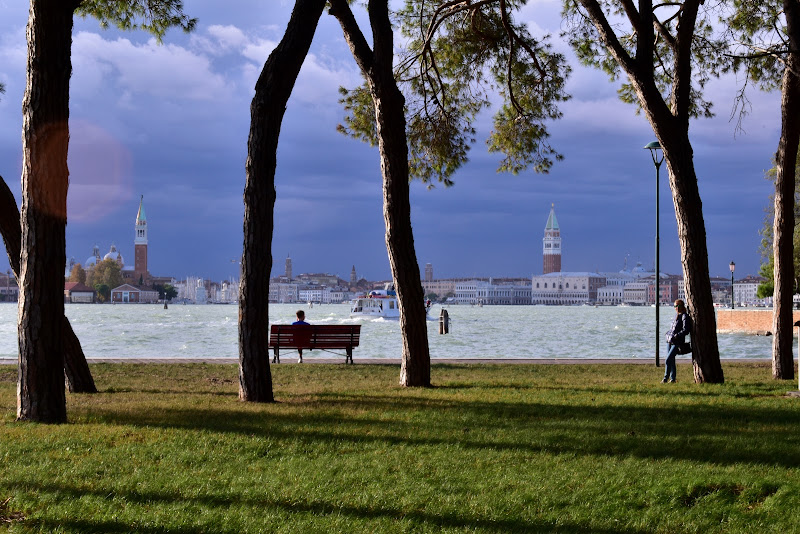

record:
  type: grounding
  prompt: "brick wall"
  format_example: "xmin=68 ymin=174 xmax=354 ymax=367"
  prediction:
xmin=716 ymin=309 xmax=800 ymax=335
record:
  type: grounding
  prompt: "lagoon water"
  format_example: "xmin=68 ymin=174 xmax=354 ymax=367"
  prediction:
xmin=0 ymin=302 xmax=776 ymax=361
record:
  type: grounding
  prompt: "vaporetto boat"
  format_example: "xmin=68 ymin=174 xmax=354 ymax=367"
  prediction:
xmin=350 ymin=287 xmax=400 ymax=319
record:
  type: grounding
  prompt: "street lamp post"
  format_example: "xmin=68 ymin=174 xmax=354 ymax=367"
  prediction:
xmin=5 ymin=270 xmax=9 ymax=303
xmin=729 ymin=261 xmax=735 ymax=309
xmin=645 ymin=141 xmax=664 ymax=367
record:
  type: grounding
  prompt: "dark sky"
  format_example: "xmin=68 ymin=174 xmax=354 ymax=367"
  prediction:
xmin=0 ymin=1 xmax=779 ymax=283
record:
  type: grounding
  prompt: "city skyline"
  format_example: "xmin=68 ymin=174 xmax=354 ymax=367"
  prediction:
xmin=0 ymin=2 xmax=778 ymax=283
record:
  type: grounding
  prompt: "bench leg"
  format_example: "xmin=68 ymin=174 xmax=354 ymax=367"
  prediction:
xmin=272 ymin=348 xmax=280 ymax=364
xmin=346 ymin=347 xmax=353 ymax=365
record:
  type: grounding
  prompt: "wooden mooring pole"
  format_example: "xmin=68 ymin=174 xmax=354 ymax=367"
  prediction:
xmin=439 ymin=309 xmax=449 ymax=335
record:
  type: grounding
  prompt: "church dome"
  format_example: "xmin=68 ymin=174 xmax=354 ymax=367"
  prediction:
xmin=85 ymin=256 xmax=97 ymax=267
xmin=103 ymin=244 xmax=124 ymax=267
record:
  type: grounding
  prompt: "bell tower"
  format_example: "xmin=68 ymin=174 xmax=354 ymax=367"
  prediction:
xmin=134 ymin=195 xmax=148 ymax=283
xmin=542 ymin=204 xmax=561 ymax=274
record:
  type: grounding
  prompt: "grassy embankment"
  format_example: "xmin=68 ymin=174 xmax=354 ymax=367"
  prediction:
xmin=1 ymin=361 xmax=799 ymax=533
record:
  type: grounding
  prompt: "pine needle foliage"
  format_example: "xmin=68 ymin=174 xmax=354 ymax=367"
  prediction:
xmin=337 ymin=1 xmax=571 ymax=185
xmin=561 ymin=0 xmax=729 ymax=119
xmin=76 ymin=0 xmax=196 ymax=42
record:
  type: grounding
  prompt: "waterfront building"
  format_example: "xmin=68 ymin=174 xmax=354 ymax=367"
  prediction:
xmin=710 ymin=277 xmax=732 ymax=306
xmin=645 ymin=274 xmax=680 ymax=305
xmin=476 ymin=279 xmax=531 ymax=305
xmin=531 ymin=272 xmax=606 ymax=305
xmin=325 ymin=286 xmax=351 ymax=304
xmin=623 ymin=281 xmax=649 ymax=305
xmin=733 ymin=275 xmax=769 ymax=307
xmin=299 ymin=285 xmax=324 ymax=304
xmin=597 ymin=271 xmax=639 ymax=305
xmin=64 ymin=282 xmax=95 ymax=303
xmin=295 ymin=273 xmax=341 ymax=286
xmin=285 ymin=255 xmax=292 ymax=280
xmin=422 ymin=279 xmax=457 ymax=299
xmin=110 ymin=283 xmax=159 ymax=303
xmin=543 ymin=204 xmax=561 ymax=275
xmin=454 ymin=280 xmax=479 ymax=304
xmin=1 ymin=272 xmax=17 ymax=302
xmin=269 ymin=282 xmax=299 ymax=303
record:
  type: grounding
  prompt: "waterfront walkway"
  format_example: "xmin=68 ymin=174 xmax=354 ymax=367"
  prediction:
xmin=0 ymin=357 xmax=771 ymax=365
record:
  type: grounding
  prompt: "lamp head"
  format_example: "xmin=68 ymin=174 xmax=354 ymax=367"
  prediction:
xmin=643 ymin=141 xmax=661 ymax=151
xmin=729 ymin=261 xmax=735 ymax=273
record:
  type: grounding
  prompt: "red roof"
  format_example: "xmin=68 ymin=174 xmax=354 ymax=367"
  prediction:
xmin=64 ymin=282 xmax=94 ymax=293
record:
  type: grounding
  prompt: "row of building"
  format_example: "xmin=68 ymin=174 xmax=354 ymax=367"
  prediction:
xmin=0 ymin=203 xmax=772 ymax=307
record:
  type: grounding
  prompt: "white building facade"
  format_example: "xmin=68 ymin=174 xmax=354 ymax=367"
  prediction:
xmin=531 ymin=273 xmax=606 ymax=305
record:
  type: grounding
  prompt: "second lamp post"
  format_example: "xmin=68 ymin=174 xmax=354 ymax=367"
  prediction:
xmin=645 ymin=141 xmax=664 ymax=367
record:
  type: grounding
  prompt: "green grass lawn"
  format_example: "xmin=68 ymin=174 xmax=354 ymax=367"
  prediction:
xmin=1 ymin=361 xmax=799 ymax=533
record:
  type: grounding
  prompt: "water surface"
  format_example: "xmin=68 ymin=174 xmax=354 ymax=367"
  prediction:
xmin=0 ymin=302 xmax=776 ymax=361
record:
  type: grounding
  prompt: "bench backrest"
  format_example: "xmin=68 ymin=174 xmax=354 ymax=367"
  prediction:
xmin=268 ymin=324 xmax=361 ymax=349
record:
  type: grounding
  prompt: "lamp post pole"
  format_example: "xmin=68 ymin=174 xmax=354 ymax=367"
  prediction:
xmin=729 ymin=261 xmax=735 ymax=309
xmin=645 ymin=142 xmax=664 ymax=367
xmin=5 ymin=270 xmax=9 ymax=302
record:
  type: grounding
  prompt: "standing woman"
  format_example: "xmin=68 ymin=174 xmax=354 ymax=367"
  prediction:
xmin=663 ymin=299 xmax=693 ymax=383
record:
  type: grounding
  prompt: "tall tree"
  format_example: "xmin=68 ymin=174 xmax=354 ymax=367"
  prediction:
xmin=238 ymin=0 xmax=327 ymax=402
xmin=563 ymin=0 xmax=725 ymax=383
xmin=332 ymin=0 xmax=568 ymax=386
xmin=18 ymin=0 xmax=193 ymax=422
xmin=725 ymin=0 xmax=800 ymax=380
xmin=754 ymin=154 xmax=800 ymax=300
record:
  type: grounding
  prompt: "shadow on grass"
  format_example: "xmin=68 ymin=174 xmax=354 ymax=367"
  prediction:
xmin=83 ymin=389 xmax=800 ymax=469
xmin=6 ymin=480 xmax=647 ymax=534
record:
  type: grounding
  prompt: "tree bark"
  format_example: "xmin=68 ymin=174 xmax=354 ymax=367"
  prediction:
xmin=18 ymin=0 xmax=79 ymax=422
xmin=331 ymin=0 xmax=431 ymax=386
xmin=0 ymin=175 xmax=96 ymax=393
xmin=771 ymin=0 xmax=800 ymax=380
xmin=658 ymin=136 xmax=724 ymax=384
xmin=239 ymin=0 xmax=326 ymax=402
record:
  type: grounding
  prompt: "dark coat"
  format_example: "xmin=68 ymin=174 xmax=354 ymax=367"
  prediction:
xmin=666 ymin=312 xmax=692 ymax=345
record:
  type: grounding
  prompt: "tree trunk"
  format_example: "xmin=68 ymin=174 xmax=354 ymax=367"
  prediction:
xmin=659 ymin=135 xmax=724 ymax=384
xmin=330 ymin=0 xmax=432 ymax=387
xmin=368 ymin=1 xmax=431 ymax=387
xmin=371 ymin=76 xmax=431 ymax=387
xmin=18 ymin=0 xmax=77 ymax=422
xmin=238 ymin=0 xmax=326 ymax=402
xmin=771 ymin=0 xmax=800 ymax=380
xmin=0 ymin=176 xmax=97 ymax=394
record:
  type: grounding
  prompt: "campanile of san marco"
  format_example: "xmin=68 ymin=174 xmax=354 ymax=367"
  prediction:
xmin=542 ymin=204 xmax=561 ymax=274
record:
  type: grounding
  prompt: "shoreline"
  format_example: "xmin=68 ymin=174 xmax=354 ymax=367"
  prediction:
xmin=0 ymin=357 xmax=773 ymax=365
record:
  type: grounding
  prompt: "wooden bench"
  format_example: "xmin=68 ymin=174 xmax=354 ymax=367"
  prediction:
xmin=268 ymin=324 xmax=361 ymax=364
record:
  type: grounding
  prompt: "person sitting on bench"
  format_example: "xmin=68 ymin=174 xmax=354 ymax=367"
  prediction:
xmin=292 ymin=310 xmax=310 ymax=363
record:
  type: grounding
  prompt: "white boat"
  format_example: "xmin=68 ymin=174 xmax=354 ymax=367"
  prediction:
xmin=350 ymin=287 xmax=400 ymax=319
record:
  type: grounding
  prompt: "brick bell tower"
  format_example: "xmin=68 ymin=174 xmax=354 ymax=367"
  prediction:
xmin=134 ymin=195 xmax=149 ymax=284
xmin=542 ymin=204 xmax=561 ymax=274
